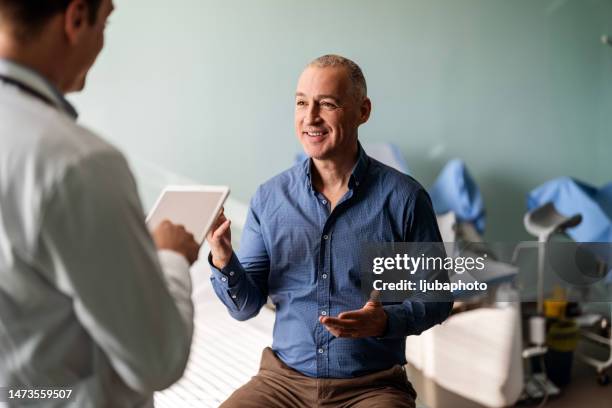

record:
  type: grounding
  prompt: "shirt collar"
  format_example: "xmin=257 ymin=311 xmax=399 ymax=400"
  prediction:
xmin=349 ymin=141 xmax=369 ymax=189
xmin=302 ymin=142 xmax=370 ymax=191
xmin=0 ymin=59 xmax=78 ymax=119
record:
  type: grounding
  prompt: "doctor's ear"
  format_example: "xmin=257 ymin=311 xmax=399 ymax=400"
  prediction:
xmin=64 ymin=0 xmax=90 ymax=44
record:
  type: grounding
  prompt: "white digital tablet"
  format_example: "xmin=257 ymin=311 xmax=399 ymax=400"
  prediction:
xmin=146 ymin=185 xmax=230 ymax=244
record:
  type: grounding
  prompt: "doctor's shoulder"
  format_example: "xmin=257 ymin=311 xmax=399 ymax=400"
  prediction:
xmin=34 ymin=119 xmax=134 ymax=194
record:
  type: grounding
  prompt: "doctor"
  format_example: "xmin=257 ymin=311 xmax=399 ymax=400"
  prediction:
xmin=0 ymin=1 xmax=199 ymax=406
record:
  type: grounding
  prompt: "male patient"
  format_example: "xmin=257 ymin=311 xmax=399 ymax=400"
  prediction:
xmin=207 ymin=55 xmax=452 ymax=407
xmin=0 ymin=1 xmax=199 ymax=406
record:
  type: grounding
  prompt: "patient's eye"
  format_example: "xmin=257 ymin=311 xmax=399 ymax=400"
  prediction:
xmin=321 ymin=101 xmax=338 ymax=109
xmin=296 ymin=100 xmax=307 ymax=107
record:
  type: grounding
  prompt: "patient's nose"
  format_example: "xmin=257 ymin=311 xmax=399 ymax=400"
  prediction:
xmin=305 ymin=104 xmax=321 ymax=125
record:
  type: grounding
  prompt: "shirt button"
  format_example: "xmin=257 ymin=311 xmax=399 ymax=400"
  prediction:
xmin=322 ymin=273 xmax=328 ymax=279
xmin=323 ymin=234 xmax=329 ymax=240
xmin=229 ymin=271 xmax=235 ymax=277
xmin=322 ymin=199 xmax=327 ymax=205
xmin=221 ymin=277 xmax=227 ymax=282
xmin=318 ymin=348 xmax=324 ymax=354
xmin=231 ymin=295 xmax=237 ymax=299
xmin=321 ymin=310 xmax=327 ymax=316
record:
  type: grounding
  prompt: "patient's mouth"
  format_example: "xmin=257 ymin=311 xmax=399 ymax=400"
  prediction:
xmin=304 ymin=130 xmax=328 ymax=141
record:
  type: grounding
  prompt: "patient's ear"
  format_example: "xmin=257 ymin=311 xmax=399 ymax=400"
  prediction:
xmin=359 ymin=97 xmax=372 ymax=125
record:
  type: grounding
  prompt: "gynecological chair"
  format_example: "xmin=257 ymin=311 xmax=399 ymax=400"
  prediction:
xmin=528 ymin=179 xmax=612 ymax=386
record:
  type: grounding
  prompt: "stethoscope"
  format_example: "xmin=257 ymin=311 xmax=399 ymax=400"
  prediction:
xmin=0 ymin=74 xmax=55 ymax=107
xmin=0 ymin=73 xmax=77 ymax=119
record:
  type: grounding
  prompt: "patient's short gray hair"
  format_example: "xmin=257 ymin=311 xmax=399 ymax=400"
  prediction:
xmin=308 ymin=54 xmax=367 ymax=102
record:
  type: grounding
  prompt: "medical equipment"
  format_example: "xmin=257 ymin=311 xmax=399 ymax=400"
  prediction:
xmin=523 ymin=203 xmax=582 ymax=316
xmin=524 ymin=202 xmax=612 ymax=385
xmin=515 ymin=203 xmax=585 ymax=402
xmin=527 ymin=177 xmax=612 ymax=247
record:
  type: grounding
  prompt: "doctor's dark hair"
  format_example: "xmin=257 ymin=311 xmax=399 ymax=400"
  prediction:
xmin=0 ymin=0 xmax=102 ymax=40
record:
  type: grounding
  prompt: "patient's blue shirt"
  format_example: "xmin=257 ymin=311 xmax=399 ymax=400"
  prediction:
xmin=209 ymin=144 xmax=452 ymax=378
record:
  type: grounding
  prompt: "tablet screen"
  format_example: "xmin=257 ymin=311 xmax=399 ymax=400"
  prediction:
xmin=146 ymin=186 xmax=229 ymax=244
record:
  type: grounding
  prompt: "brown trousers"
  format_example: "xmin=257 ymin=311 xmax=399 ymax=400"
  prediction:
xmin=220 ymin=348 xmax=417 ymax=408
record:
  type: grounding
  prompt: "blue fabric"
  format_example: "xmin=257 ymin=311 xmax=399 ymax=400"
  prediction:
xmin=527 ymin=177 xmax=612 ymax=283
xmin=429 ymin=159 xmax=486 ymax=233
xmin=527 ymin=177 xmax=612 ymax=243
xmin=210 ymin=144 xmax=452 ymax=378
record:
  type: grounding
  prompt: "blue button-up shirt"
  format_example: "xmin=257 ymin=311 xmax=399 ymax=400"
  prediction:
xmin=210 ymin=144 xmax=452 ymax=378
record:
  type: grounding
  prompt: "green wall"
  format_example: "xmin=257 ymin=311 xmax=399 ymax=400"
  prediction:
xmin=70 ymin=0 xmax=612 ymax=240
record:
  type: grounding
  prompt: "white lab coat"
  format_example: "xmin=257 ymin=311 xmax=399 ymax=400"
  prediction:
xmin=0 ymin=59 xmax=193 ymax=407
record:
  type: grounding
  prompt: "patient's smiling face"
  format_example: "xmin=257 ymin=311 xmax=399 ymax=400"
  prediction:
xmin=295 ymin=66 xmax=370 ymax=161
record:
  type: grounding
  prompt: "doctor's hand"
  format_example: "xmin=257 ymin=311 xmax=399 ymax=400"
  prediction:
xmin=320 ymin=300 xmax=388 ymax=338
xmin=153 ymin=220 xmax=200 ymax=265
xmin=206 ymin=208 xmax=233 ymax=269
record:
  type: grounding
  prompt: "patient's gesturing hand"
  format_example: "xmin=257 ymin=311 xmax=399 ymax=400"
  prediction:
xmin=206 ymin=208 xmax=233 ymax=269
xmin=320 ymin=301 xmax=388 ymax=338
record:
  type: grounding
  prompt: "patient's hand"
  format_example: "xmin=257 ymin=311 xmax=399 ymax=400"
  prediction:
xmin=153 ymin=220 xmax=201 ymax=265
xmin=320 ymin=301 xmax=388 ymax=338
xmin=207 ymin=208 xmax=233 ymax=269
